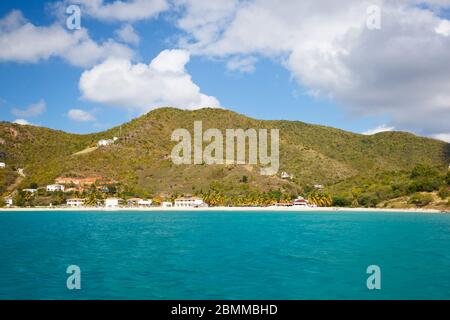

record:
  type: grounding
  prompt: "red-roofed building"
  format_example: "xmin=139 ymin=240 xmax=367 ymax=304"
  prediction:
xmin=292 ymin=198 xmax=309 ymax=207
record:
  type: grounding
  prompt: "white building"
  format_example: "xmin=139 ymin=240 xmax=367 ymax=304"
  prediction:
xmin=138 ymin=199 xmax=152 ymax=207
xmin=281 ymin=171 xmax=292 ymax=180
xmin=161 ymin=201 xmax=173 ymax=207
xmin=46 ymin=184 xmax=65 ymax=192
xmin=0 ymin=162 xmax=5 ymax=169
xmin=22 ymin=189 xmax=38 ymax=193
xmin=127 ymin=198 xmax=142 ymax=206
xmin=5 ymin=198 xmax=13 ymax=207
xmin=174 ymin=197 xmax=205 ymax=208
xmin=105 ymin=198 xmax=122 ymax=208
xmin=97 ymin=137 xmax=119 ymax=147
xmin=67 ymin=199 xmax=85 ymax=207
xmin=292 ymin=197 xmax=309 ymax=207
xmin=98 ymin=139 xmax=112 ymax=147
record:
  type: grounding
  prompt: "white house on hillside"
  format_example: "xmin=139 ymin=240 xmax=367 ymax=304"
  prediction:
xmin=0 ymin=162 xmax=5 ymax=169
xmin=23 ymin=189 xmax=38 ymax=193
xmin=47 ymin=184 xmax=65 ymax=192
xmin=281 ymin=171 xmax=292 ymax=180
xmin=98 ymin=137 xmax=119 ymax=147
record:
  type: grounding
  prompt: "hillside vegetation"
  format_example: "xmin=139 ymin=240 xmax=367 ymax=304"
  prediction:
xmin=1 ymin=107 xmax=449 ymax=208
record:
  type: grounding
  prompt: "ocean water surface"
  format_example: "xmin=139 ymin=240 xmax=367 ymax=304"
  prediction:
xmin=0 ymin=211 xmax=449 ymax=299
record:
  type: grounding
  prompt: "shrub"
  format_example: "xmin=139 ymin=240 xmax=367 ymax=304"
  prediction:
xmin=408 ymin=193 xmax=433 ymax=207
xmin=410 ymin=164 xmax=438 ymax=179
xmin=357 ymin=194 xmax=380 ymax=207
xmin=408 ymin=179 xmax=440 ymax=193
xmin=438 ymin=187 xmax=450 ymax=200
xmin=332 ymin=196 xmax=352 ymax=207
xmin=29 ymin=182 xmax=38 ymax=189
xmin=408 ymin=164 xmax=442 ymax=193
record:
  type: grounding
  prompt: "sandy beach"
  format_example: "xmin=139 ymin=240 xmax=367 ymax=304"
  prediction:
xmin=0 ymin=206 xmax=447 ymax=213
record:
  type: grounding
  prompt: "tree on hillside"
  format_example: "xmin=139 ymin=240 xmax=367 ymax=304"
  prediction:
xmin=410 ymin=164 xmax=438 ymax=179
xmin=408 ymin=164 xmax=442 ymax=193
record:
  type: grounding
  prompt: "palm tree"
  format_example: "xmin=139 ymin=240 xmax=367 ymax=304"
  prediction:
xmin=308 ymin=191 xmax=332 ymax=207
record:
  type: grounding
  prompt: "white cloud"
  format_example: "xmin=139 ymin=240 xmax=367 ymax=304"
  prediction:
xmin=174 ymin=0 xmax=450 ymax=139
xmin=79 ymin=49 xmax=221 ymax=112
xmin=115 ymin=24 xmax=140 ymax=45
xmin=435 ymin=20 xmax=450 ymax=36
xmin=0 ymin=10 xmax=133 ymax=67
xmin=175 ymin=0 xmax=240 ymax=46
xmin=431 ymin=133 xmax=450 ymax=143
xmin=64 ymin=0 xmax=169 ymax=22
xmin=11 ymin=99 xmax=46 ymax=118
xmin=68 ymin=109 xmax=96 ymax=122
xmin=363 ymin=124 xmax=395 ymax=135
xmin=226 ymin=56 xmax=257 ymax=73
xmin=13 ymin=119 xmax=32 ymax=125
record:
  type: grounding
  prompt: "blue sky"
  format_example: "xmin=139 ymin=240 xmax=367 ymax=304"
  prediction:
xmin=0 ymin=0 xmax=449 ymax=141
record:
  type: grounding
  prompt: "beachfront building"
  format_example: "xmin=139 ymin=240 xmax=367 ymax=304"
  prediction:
xmin=138 ymin=199 xmax=152 ymax=207
xmin=0 ymin=162 xmax=5 ymax=169
xmin=161 ymin=201 xmax=173 ymax=207
xmin=292 ymin=197 xmax=309 ymax=207
xmin=105 ymin=198 xmax=122 ymax=208
xmin=127 ymin=198 xmax=142 ymax=206
xmin=67 ymin=199 xmax=85 ymax=207
xmin=46 ymin=184 xmax=65 ymax=192
xmin=5 ymin=198 xmax=13 ymax=207
xmin=174 ymin=197 xmax=206 ymax=208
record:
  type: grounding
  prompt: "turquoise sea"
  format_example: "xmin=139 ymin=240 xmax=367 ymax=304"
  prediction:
xmin=0 ymin=211 xmax=449 ymax=300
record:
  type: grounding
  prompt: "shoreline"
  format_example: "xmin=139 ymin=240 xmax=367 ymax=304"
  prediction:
xmin=0 ymin=206 xmax=447 ymax=213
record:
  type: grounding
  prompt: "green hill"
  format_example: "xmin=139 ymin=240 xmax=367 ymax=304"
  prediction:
xmin=1 ymin=107 xmax=449 ymax=206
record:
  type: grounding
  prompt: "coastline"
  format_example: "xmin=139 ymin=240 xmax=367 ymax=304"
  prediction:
xmin=0 ymin=206 xmax=447 ymax=213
